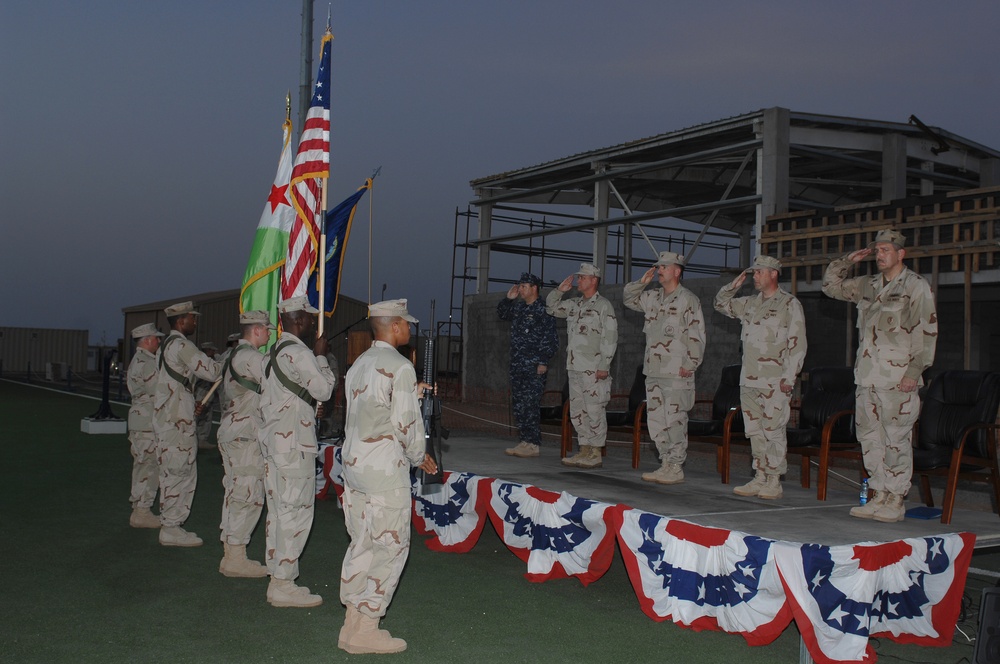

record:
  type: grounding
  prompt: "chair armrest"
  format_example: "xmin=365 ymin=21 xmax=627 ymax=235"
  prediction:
xmin=955 ymin=422 xmax=1000 ymax=453
xmin=820 ymin=409 xmax=855 ymax=444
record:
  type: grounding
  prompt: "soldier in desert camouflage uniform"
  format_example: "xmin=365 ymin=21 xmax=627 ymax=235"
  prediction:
xmin=338 ymin=299 xmax=438 ymax=655
xmin=126 ymin=323 xmax=165 ymax=529
xmin=497 ymin=272 xmax=559 ymax=458
xmin=194 ymin=341 xmax=220 ymax=450
xmin=216 ymin=310 xmax=275 ymax=579
xmin=258 ymin=296 xmax=336 ymax=607
xmin=715 ymin=256 xmax=807 ymax=500
xmin=547 ymin=262 xmax=618 ymax=469
xmin=623 ymin=251 xmax=705 ymax=485
xmin=822 ymin=229 xmax=937 ymax=523
xmin=153 ymin=301 xmax=221 ymax=546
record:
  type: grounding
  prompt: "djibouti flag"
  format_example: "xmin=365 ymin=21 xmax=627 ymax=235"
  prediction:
xmin=240 ymin=117 xmax=295 ymax=349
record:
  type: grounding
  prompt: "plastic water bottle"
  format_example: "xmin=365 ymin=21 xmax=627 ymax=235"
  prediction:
xmin=859 ymin=478 xmax=869 ymax=506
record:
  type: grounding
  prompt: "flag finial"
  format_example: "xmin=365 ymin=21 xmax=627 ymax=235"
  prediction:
xmin=285 ymin=91 xmax=291 ymax=122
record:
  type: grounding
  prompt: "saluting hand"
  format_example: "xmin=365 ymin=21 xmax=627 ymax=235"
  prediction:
xmin=557 ymin=275 xmax=574 ymax=292
xmin=730 ymin=271 xmax=748 ymax=289
xmin=848 ymin=248 xmax=872 ymax=263
xmin=640 ymin=267 xmax=656 ymax=285
xmin=506 ymin=285 xmax=519 ymax=299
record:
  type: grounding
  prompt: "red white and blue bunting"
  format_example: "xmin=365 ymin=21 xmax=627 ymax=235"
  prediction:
xmin=317 ymin=453 xmax=974 ymax=664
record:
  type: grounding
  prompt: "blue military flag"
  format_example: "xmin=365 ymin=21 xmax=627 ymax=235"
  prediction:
xmin=306 ymin=178 xmax=372 ymax=316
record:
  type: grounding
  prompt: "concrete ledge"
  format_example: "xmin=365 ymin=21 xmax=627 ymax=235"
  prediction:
xmin=80 ymin=418 xmax=127 ymax=435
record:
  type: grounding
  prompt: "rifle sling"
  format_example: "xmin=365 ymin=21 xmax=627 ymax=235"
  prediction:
xmin=158 ymin=335 xmax=194 ymax=392
xmin=223 ymin=345 xmax=262 ymax=395
xmin=265 ymin=341 xmax=317 ymax=408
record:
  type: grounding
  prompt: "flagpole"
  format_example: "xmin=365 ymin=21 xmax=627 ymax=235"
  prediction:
xmin=368 ymin=178 xmax=373 ymax=306
xmin=317 ymin=26 xmax=332 ymax=338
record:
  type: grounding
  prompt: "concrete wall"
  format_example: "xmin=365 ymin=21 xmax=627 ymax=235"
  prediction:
xmin=0 ymin=326 xmax=89 ymax=374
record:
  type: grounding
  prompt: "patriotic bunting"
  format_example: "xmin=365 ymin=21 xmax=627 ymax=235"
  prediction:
xmin=320 ymin=461 xmax=973 ymax=662
xmin=774 ymin=533 xmax=975 ymax=664
xmin=486 ymin=480 xmax=625 ymax=586
xmin=411 ymin=472 xmax=491 ymax=553
xmin=617 ymin=509 xmax=791 ymax=644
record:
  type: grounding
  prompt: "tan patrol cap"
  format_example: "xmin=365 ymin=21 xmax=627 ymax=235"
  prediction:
xmin=239 ymin=310 xmax=276 ymax=329
xmin=745 ymin=255 xmax=782 ymax=273
xmin=227 ymin=332 xmax=242 ymax=342
xmin=131 ymin=323 xmax=164 ymax=339
xmin=869 ymin=229 xmax=905 ymax=249
xmin=576 ymin=262 xmax=601 ymax=278
xmin=369 ymin=298 xmax=418 ymax=323
xmin=164 ymin=301 xmax=200 ymax=317
xmin=654 ymin=251 xmax=685 ymax=267
xmin=277 ymin=295 xmax=319 ymax=314
xmin=199 ymin=341 xmax=218 ymax=352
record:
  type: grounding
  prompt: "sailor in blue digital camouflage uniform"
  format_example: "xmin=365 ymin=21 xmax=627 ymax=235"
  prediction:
xmin=497 ymin=272 xmax=559 ymax=458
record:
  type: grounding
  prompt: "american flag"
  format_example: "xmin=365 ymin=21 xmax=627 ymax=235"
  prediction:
xmin=282 ymin=32 xmax=333 ymax=299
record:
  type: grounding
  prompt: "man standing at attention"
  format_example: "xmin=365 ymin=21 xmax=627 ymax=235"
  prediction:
xmin=822 ymin=229 xmax=937 ymax=523
xmin=153 ymin=301 xmax=220 ymax=546
xmin=126 ymin=323 xmax=165 ymax=529
xmin=715 ymin=256 xmax=806 ymax=500
xmin=497 ymin=272 xmax=559 ymax=458
xmin=623 ymin=251 xmax=705 ymax=485
xmin=259 ymin=296 xmax=336 ymax=607
xmin=546 ymin=263 xmax=618 ymax=469
xmin=216 ymin=310 xmax=274 ymax=579
xmin=338 ymin=299 xmax=438 ymax=655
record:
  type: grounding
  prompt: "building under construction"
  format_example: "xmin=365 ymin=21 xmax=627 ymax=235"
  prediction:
xmin=454 ymin=107 xmax=1000 ymax=401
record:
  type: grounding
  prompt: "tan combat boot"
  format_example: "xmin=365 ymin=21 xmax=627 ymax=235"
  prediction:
xmin=129 ymin=506 xmax=160 ymax=529
xmin=642 ymin=460 xmax=684 ymax=485
xmin=338 ymin=605 xmax=362 ymax=650
xmin=575 ymin=445 xmax=603 ymax=469
xmin=220 ymin=543 xmax=268 ymax=578
xmin=873 ymin=493 xmax=906 ymax=523
xmin=267 ymin=578 xmax=323 ymax=608
xmin=757 ymin=474 xmax=783 ymax=500
xmin=733 ymin=470 xmax=766 ymax=497
xmin=344 ymin=613 xmax=407 ymax=654
xmin=505 ymin=441 xmax=540 ymax=457
xmin=849 ymin=490 xmax=886 ymax=519
xmin=561 ymin=446 xmax=590 ymax=467
xmin=159 ymin=526 xmax=203 ymax=547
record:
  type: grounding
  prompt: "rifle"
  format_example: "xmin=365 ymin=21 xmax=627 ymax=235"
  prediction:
xmin=418 ymin=331 xmax=446 ymax=486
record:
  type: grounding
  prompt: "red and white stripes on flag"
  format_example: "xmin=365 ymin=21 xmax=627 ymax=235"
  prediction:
xmin=282 ymin=32 xmax=332 ymax=299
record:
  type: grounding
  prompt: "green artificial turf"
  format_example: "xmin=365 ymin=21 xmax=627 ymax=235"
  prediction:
xmin=0 ymin=380 xmax=987 ymax=663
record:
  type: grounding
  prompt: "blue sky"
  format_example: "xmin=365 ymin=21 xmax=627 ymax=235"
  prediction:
xmin=2 ymin=1 xmax=998 ymax=342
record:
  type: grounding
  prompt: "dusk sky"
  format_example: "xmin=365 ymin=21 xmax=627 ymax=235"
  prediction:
xmin=3 ymin=1 xmax=999 ymax=343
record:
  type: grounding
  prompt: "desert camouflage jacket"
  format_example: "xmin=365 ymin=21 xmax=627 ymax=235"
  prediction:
xmin=218 ymin=340 xmax=265 ymax=444
xmin=546 ymin=289 xmax=618 ymax=373
xmin=153 ymin=330 xmax=220 ymax=432
xmin=623 ymin=280 xmax=705 ymax=386
xmin=126 ymin=347 xmax=157 ymax=434
xmin=259 ymin=332 xmax=335 ymax=455
xmin=822 ymin=256 xmax=938 ymax=388
xmin=714 ymin=284 xmax=807 ymax=388
xmin=342 ymin=340 xmax=426 ymax=493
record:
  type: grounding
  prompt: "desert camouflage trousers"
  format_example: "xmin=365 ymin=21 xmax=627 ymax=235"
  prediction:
xmin=340 ymin=485 xmax=411 ymax=619
xmin=568 ymin=370 xmax=611 ymax=449
xmin=218 ymin=436 xmax=265 ymax=545
xmin=195 ymin=404 xmax=215 ymax=448
xmin=740 ymin=385 xmax=791 ymax=476
xmin=645 ymin=379 xmax=694 ymax=464
xmin=128 ymin=431 xmax=159 ymax=509
xmin=855 ymin=386 xmax=919 ymax=496
xmin=263 ymin=450 xmax=317 ymax=580
xmin=155 ymin=428 xmax=198 ymax=527
xmin=511 ymin=370 xmax=546 ymax=445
